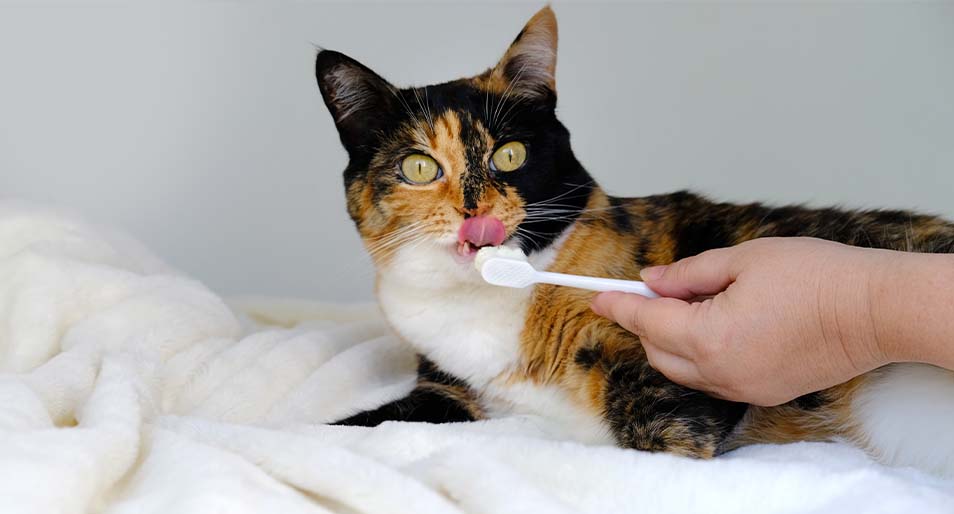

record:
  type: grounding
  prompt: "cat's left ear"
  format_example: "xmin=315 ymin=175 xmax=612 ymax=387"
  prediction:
xmin=316 ymin=50 xmax=396 ymax=152
xmin=488 ymin=6 xmax=559 ymax=101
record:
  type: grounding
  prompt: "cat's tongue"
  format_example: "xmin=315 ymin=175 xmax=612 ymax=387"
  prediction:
xmin=458 ymin=216 xmax=506 ymax=253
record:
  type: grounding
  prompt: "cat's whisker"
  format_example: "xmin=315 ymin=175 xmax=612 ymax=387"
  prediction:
xmin=365 ymin=228 xmax=429 ymax=258
xmin=484 ymin=81 xmax=491 ymax=125
xmin=389 ymin=88 xmax=417 ymax=121
xmin=365 ymin=223 xmax=431 ymax=249
xmin=524 ymin=201 xmax=591 ymax=211
xmin=389 ymin=88 xmax=432 ymax=138
xmin=521 ymin=218 xmax=579 ymax=226
xmin=491 ymin=62 xmax=530 ymax=130
xmin=561 ymin=180 xmax=597 ymax=189
xmin=367 ymin=233 xmax=431 ymax=263
xmin=521 ymin=207 xmax=620 ymax=225
xmin=522 ymin=211 xmax=584 ymax=217
xmin=367 ymin=220 xmax=427 ymax=237
xmin=523 ymin=206 xmax=613 ymax=215
xmin=522 ymin=215 xmax=577 ymax=220
xmin=529 ymin=190 xmax=595 ymax=207
xmin=496 ymin=95 xmax=529 ymax=129
xmin=523 ymin=200 xmax=591 ymax=213
xmin=426 ymin=87 xmax=436 ymax=131
xmin=524 ymin=199 xmax=600 ymax=210
xmin=402 ymin=233 xmax=436 ymax=256
xmin=365 ymin=222 xmax=426 ymax=242
xmin=348 ymin=226 xmax=431 ymax=276
xmin=366 ymin=233 xmax=425 ymax=252
xmin=523 ymin=207 xmax=590 ymax=214
xmin=413 ymin=87 xmax=435 ymax=131
xmin=515 ymin=226 xmax=564 ymax=237
xmin=524 ymin=205 xmax=624 ymax=216
xmin=523 ymin=181 xmax=596 ymax=207
xmin=367 ymin=231 xmax=424 ymax=253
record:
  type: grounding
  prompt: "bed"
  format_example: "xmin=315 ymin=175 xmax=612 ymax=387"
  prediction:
xmin=1 ymin=201 xmax=951 ymax=513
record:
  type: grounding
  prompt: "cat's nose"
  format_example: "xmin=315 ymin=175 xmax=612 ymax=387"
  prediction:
xmin=460 ymin=204 xmax=491 ymax=219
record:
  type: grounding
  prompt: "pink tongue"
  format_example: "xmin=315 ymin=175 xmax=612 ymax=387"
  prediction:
xmin=458 ymin=216 xmax=506 ymax=247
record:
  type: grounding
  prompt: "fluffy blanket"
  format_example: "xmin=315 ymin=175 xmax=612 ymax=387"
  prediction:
xmin=1 ymin=200 xmax=952 ymax=514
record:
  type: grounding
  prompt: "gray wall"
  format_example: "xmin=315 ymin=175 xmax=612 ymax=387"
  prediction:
xmin=2 ymin=2 xmax=953 ymax=301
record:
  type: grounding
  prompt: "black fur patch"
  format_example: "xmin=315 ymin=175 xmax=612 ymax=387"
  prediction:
xmin=332 ymin=356 xmax=478 ymax=426
xmin=574 ymin=344 xmax=604 ymax=370
xmin=792 ymin=391 xmax=829 ymax=411
xmin=417 ymin=355 xmax=466 ymax=387
xmin=602 ymin=355 xmax=748 ymax=457
xmin=675 ymin=218 xmax=734 ymax=260
xmin=607 ymin=196 xmax=633 ymax=232
xmin=333 ymin=387 xmax=476 ymax=426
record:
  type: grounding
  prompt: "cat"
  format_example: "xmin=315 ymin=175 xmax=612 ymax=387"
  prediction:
xmin=315 ymin=6 xmax=954 ymax=476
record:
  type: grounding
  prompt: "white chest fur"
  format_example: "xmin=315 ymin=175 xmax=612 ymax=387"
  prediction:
xmin=378 ymin=267 xmax=531 ymax=386
xmin=376 ymin=240 xmax=613 ymax=445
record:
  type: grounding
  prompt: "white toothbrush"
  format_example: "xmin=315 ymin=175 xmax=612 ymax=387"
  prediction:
xmin=474 ymin=247 xmax=660 ymax=298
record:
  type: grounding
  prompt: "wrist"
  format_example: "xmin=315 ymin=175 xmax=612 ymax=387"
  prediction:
xmin=863 ymin=249 xmax=907 ymax=365
xmin=824 ymin=246 xmax=898 ymax=372
xmin=871 ymin=251 xmax=954 ymax=369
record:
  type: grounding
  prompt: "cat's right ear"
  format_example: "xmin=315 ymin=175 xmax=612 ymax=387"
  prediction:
xmin=316 ymin=50 xmax=395 ymax=151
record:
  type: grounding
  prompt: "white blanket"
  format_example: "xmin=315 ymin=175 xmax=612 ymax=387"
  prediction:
xmin=1 ymin=200 xmax=952 ymax=514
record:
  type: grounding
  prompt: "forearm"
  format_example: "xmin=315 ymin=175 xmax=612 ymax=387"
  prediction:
xmin=870 ymin=251 xmax=954 ymax=371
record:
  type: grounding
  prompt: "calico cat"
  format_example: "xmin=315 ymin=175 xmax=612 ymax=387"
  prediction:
xmin=315 ymin=7 xmax=954 ymax=475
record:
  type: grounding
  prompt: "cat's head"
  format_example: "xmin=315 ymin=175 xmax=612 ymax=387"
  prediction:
xmin=316 ymin=7 xmax=593 ymax=284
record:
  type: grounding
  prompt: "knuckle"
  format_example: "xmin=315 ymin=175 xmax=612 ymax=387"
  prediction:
xmin=627 ymin=309 xmax=644 ymax=336
xmin=694 ymin=330 xmax=730 ymax=363
xmin=643 ymin=346 xmax=664 ymax=369
xmin=672 ymin=257 xmax=695 ymax=281
xmin=694 ymin=340 xmax=721 ymax=362
xmin=718 ymin=380 xmax=745 ymax=400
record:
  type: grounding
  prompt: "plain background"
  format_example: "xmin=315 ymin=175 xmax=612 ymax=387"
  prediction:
xmin=2 ymin=1 xmax=953 ymax=301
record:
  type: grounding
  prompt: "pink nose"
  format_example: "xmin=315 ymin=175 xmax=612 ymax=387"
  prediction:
xmin=458 ymin=215 xmax=506 ymax=247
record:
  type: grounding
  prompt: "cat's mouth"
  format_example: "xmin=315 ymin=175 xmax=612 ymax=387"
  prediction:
xmin=455 ymin=216 xmax=507 ymax=261
xmin=456 ymin=240 xmax=486 ymax=258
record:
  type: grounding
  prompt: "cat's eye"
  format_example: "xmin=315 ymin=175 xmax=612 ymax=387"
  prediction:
xmin=490 ymin=141 xmax=527 ymax=173
xmin=400 ymin=154 xmax=441 ymax=184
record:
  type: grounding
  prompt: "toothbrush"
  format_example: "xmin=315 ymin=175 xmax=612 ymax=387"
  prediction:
xmin=474 ymin=247 xmax=660 ymax=298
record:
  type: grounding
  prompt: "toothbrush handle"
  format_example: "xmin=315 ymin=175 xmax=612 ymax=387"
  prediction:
xmin=535 ymin=271 xmax=660 ymax=298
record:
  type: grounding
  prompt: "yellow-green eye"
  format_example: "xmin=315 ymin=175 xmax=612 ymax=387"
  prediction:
xmin=400 ymin=154 xmax=441 ymax=184
xmin=491 ymin=141 xmax=527 ymax=172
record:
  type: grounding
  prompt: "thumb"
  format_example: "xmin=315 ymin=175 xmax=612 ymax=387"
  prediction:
xmin=641 ymin=247 xmax=739 ymax=300
xmin=591 ymin=292 xmax=700 ymax=357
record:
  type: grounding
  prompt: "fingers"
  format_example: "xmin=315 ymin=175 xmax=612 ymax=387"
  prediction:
xmin=591 ymin=292 xmax=699 ymax=359
xmin=640 ymin=247 xmax=739 ymax=300
xmin=640 ymin=345 xmax=707 ymax=390
xmin=591 ymin=292 xmax=714 ymax=390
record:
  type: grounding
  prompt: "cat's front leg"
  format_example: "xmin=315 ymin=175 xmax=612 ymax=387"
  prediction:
xmin=603 ymin=357 xmax=747 ymax=457
xmin=575 ymin=334 xmax=748 ymax=458
xmin=333 ymin=355 xmax=482 ymax=426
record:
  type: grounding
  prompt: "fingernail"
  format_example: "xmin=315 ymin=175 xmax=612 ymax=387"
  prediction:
xmin=640 ymin=265 xmax=667 ymax=281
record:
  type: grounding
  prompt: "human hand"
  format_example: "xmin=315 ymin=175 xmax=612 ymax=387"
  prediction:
xmin=591 ymin=237 xmax=898 ymax=406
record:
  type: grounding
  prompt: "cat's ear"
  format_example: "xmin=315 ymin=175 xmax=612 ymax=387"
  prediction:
xmin=488 ymin=6 xmax=559 ymax=101
xmin=316 ymin=50 xmax=395 ymax=151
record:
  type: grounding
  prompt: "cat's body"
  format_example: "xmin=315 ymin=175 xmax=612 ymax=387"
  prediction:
xmin=316 ymin=7 xmax=954 ymax=476
xmin=373 ymin=189 xmax=954 ymax=469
